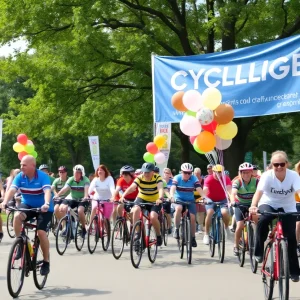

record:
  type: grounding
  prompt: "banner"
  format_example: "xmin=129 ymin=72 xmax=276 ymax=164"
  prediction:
xmin=0 ymin=119 xmax=2 ymax=152
xmin=155 ymin=122 xmax=172 ymax=173
xmin=88 ymin=136 xmax=100 ymax=171
xmin=152 ymin=35 xmax=300 ymax=123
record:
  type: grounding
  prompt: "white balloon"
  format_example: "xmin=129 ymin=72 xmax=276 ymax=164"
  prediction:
xmin=215 ymin=136 xmax=232 ymax=150
xmin=202 ymin=87 xmax=222 ymax=110
xmin=179 ymin=115 xmax=202 ymax=136
xmin=196 ymin=107 xmax=214 ymax=125
xmin=154 ymin=152 xmax=166 ymax=164
xmin=182 ymin=90 xmax=203 ymax=112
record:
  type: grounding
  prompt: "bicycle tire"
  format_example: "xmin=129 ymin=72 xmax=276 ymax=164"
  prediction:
xmin=130 ymin=220 xmax=143 ymax=268
xmin=87 ymin=216 xmax=99 ymax=254
xmin=75 ymin=221 xmax=85 ymax=251
xmin=160 ymin=213 xmax=165 ymax=246
xmin=248 ymin=222 xmax=258 ymax=273
xmin=85 ymin=205 xmax=91 ymax=225
xmin=217 ymin=218 xmax=225 ymax=263
xmin=51 ymin=213 xmax=58 ymax=237
xmin=55 ymin=216 xmax=70 ymax=256
xmin=262 ymin=242 xmax=274 ymax=300
xmin=209 ymin=217 xmax=215 ymax=257
xmin=7 ymin=210 xmax=16 ymax=238
xmin=112 ymin=219 xmax=125 ymax=259
xmin=186 ymin=218 xmax=192 ymax=264
xmin=33 ymin=237 xmax=48 ymax=290
xmin=101 ymin=218 xmax=111 ymax=251
xmin=7 ymin=237 xmax=25 ymax=298
xmin=163 ymin=214 xmax=168 ymax=246
xmin=278 ymin=240 xmax=289 ymax=300
xmin=238 ymin=228 xmax=246 ymax=267
xmin=147 ymin=223 xmax=158 ymax=263
xmin=179 ymin=221 xmax=185 ymax=259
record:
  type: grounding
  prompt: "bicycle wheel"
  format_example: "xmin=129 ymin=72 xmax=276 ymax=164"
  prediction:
xmin=101 ymin=218 xmax=111 ymax=251
xmin=209 ymin=218 xmax=215 ymax=257
xmin=112 ymin=219 xmax=125 ymax=259
xmin=130 ymin=220 xmax=143 ymax=268
xmin=85 ymin=205 xmax=91 ymax=225
xmin=163 ymin=214 xmax=168 ymax=246
xmin=262 ymin=242 xmax=274 ymax=300
xmin=179 ymin=221 xmax=185 ymax=259
xmin=7 ymin=210 xmax=15 ymax=238
xmin=147 ymin=224 xmax=158 ymax=263
xmin=217 ymin=218 xmax=225 ymax=263
xmin=278 ymin=240 xmax=289 ymax=300
xmin=33 ymin=237 xmax=48 ymax=289
xmin=248 ymin=222 xmax=258 ymax=273
xmin=7 ymin=237 xmax=25 ymax=298
xmin=55 ymin=216 xmax=71 ymax=256
xmin=186 ymin=218 xmax=192 ymax=264
xmin=87 ymin=216 xmax=99 ymax=254
xmin=51 ymin=213 xmax=58 ymax=237
xmin=238 ymin=228 xmax=246 ymax=267
xmin=75 ymin=221 xmax=85 ymax=251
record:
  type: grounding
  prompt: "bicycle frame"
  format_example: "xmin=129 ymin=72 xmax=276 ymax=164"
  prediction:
xmin=94 ymin=201 xmax=107 ymax=239
xmin=211 ymin=205 xmax=223 ymax=243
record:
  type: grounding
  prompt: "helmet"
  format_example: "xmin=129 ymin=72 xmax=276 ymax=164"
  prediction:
xmin=73 ymin=164 xmax=85 ymax=176
xmin=207 ymin=164 xmax=213 ymax=169
xmin=212 ymin=164 xmax=224 ymax=172
xmin=224 ymin=170 xmax=230 ymax=176
xmin=181 ymin=163 xmax=193 ymax=172
xmin=120 ymin=165 xmax=135 ymax=174
xmin=39 ymin=164 xmax=49 ymax=170
xmin=135 ymin=168 xmax=142 ymax=174
xmin=252 ymin=165 xmax=258 ymax=170
xmin=58 ymin=166 xmax=67 ymax=172
xmin=154 ymin=166 xmax=160 ymax=173
xmin=239 ymin=162 xmax=253 ymax=171
xmin=141 ymin=163 xmax=155 ymax=172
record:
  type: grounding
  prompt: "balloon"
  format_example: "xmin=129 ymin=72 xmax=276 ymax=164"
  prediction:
xmin=17 ymin=133 xmax=28 ymax=145
xmin=24 ymin=143 xmax=35 ymax=153
xmin=182 ymin=90 xmax=203 ymax=112
xmin=18 ymin=151 xmax=28 ymax=161
xmin=193 ymin=141 xmax=205 ymax=154
xmin=215 ymin=136 xmax=232 ymax=150
xmin=202 ymin=120 xmax=217 ymax=134
xmin=154 ymin=152 xmax=166 ymax=164
xmin=196 ymin=107 xmax=214 ymax=125
xmin=186 ymin=110 xmax=197 ymax=117
xmin=153 ymin=135 xmax=166 ymax=148
xmin=214 ymin=104 xmax=234 ymax=124
xmin=179 ymin=115 xmax=202 ymax=136
xmin=202 ymin=87 xmax=222 ymax=110
xmin=189 ymin=135 xmax=197 ymax=144
xmin=27 ymin=140 xmax=33 ymax=145
xmin=146 ymin=142 xmax=158 ymax=154
xmin=31 ymin=151 xmax=38 ymax=158
xmin=171 ymin=91 xmax=187 ymax=112
xmin=195 ymin=131 xmax=216 ymax=153
xmin=216 ymin=121 xmax=238 ymax=140
xmin=143 ymin=152 xmax=155 ymax=163
xmin=13 ymin=142 xmax=25 ymax=153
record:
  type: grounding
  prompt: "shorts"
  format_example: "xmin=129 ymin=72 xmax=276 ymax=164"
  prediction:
xmin=124 ymin=202 xmax=135 ymax=213
xmin=62 ymin=199 xmax=89 ymax=211
xmin=234 ymin=204 xmax=250 ymax=222
xmin=53 ymin=199 xmax=63 ymax=205
xmin=205 ymin=199 xmax=228 ymax=211
xmin=18 ymin=203 xmax=53 ymax=232
xmin=163 ymin=201 xmax=171 ymax=214
xmin=134 ymin=197 xmax=161 ymax=214
xmin=296 ymin=203 xmax=300 ymax=220
xmin=174 ymin=199 xmax=196 ymax=215
xmin=196 ymin=203 xmax=206 ymax=213
xmin=92 ymin=200 xmax=114 ymax=219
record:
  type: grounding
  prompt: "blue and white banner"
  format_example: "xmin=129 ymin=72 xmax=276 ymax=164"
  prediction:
xmin=152 ymin=35 xmax=300 ymax=123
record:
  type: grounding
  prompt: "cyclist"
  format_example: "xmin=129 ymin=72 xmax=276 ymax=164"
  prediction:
xmin=194 ymin=167 xmax=205 ymax=233
xmin=1 ymin=155 xmax=52 ymax=275
xmin=170 ymin=163 xmax=206 ymax=247
xmin=205 ymin=164 xmax=213 ymax=178
xmin=252 ymin=165 xmax=261 ymax=179
xmin=39 ymin=164 xmax=55 ymax=185
xmin=56 ymin=164 xmax=90 ymax=238
xmin=250 ymin=150 xmax=300 ymax=282
xmin=202 ymin=164 xmax=232 ymax=245
xmin=120 ymin=162 xmax=164 ymax=246
xmin=230 ymin=163 xmax=259 ymax=256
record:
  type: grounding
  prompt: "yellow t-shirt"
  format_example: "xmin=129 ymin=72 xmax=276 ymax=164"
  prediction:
xmin=134 ymin=174 xmax=163 ymax=202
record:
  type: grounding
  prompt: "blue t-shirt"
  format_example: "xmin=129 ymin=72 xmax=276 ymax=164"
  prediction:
xmin=11 ymin=170 xmax=53 ymax=212
xmin=166 ymin=178 xmax=173 ymax=191
xmin=172 ymin=174 xmax=201 ymax=201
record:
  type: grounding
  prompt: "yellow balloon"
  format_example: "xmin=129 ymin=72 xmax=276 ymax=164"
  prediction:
xmin=202 ymin=87 xmax=222 ymax=110
xmin=13 ymin=142 xmax=25 ymax=153
xmin=216 ymin=121 xmax=238 ymax=140
xmin=153 ymin=135 xmax=167 ymax=148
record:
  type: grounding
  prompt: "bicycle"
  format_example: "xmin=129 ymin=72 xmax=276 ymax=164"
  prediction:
xmin=130 ymin=202 xmax=159 ymax=268
xmin=6 ymin=207 xmax=49 ymax=298
xmin=55 ymin=198 xmax=86 ymax=255
xmin=232 ymin=203 xmax=258 ymax=273
xmin=259 ymin=210 xmax=300 ymax=300
xmin=87 ymin=200 xmax=111 ymax=254
xmin=158 ymin=200 xmax=170 ymax=246
xmin=111 ymin=200 xmax=134 ymax=259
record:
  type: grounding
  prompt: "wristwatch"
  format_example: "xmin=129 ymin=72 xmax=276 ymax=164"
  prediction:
xmin=44 ymin=202 xmax=50 ymax=206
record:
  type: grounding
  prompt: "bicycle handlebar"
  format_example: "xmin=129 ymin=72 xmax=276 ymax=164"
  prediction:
xmin=7 ymin=207 xmax=42 ymax=213
xmin=258 ymin=210 xmax=300 ymax=217
xmin=232 ymin=203 xmax=250 ymax=209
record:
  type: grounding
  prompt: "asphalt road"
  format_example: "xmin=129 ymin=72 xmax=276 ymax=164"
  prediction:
xmin=0 ymin=229 xmax=300 ymax=300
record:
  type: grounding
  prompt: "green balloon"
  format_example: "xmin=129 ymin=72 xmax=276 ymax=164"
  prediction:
xmin=143 ymin=152 xmax=154 ymax=163
xmin=193 ymin=141 xmax=205 ymax=154
xmin=24 ymin=143 xmax=35 ymax=153
xmin=31 ymin=150 xmax=38 ymax=158
xmin=185 ymin=110 xmax=197 ymax=117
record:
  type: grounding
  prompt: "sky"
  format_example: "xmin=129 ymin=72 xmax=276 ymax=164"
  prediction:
xmin=0 ymin=40 xmax=28 ymax=57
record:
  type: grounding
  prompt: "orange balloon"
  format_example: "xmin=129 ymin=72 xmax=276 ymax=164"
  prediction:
xmin=214 ymin=104 xmax=234 ymax=124
xmin=195 ymin=131 xmax=216 ymax=153
xmin=171 ymin=91 xmax=188 ymax=112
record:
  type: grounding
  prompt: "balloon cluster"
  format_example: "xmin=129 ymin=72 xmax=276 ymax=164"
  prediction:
xmin=13 ymin=134 xmax=38 ymax=160
xmin=172 ymin=88 xmax=237 ymax=153
xmin=143 ymin=135 xmax=167 ymax=164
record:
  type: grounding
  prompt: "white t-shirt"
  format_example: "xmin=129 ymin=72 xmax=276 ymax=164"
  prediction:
xmin=257 ymin=169 xmax=300 ymax=212
xmin=88 ymin=176 xmax=115 ymax=200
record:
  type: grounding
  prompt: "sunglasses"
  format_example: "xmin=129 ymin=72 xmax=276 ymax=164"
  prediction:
xmin=273 ymin=162 xmax=286 ymax=168
xmin=183 ymin=171 xmax=192 ymax=175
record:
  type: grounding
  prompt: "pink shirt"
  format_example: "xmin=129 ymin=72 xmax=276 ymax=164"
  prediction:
xmin=204 ymin=175 xmax=231 ymax=201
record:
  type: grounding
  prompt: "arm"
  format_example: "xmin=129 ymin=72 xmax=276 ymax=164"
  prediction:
xmin=230 ymin=188 xmax=238 ymax=204
xmin=57 ymin=185 xmax=70 ymax=197
xmin=169 ymin=185 xmax=176 ymax=199
xmin=121 ymin=182 xmax=137 ymax=199
xmin=157 ymin=182 xmax=164 ymax=199
xmin=114 ymin=186 xmax=122 ymax=199
xmin=195 ymin=186 xmax=206 ymax=198
xmin=88 ymin=178 xmax=96 ymax=196
xmin=226 ymin=185 xmax=232 ymax=198
xmin=84 ymin=184 xmax=90 ymax=198
xmin=249 ymin=190 xmax=263 ymax=213
xmin=108 ymin=177 xmax=116 ymax=200
xmin=2 ymin=187 xmax=17 ymax=207
xmin=203 ymin=186 xmax=208 ymax=196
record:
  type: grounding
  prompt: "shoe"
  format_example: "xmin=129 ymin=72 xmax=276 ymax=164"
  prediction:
xmin=229 ymin=225 xmax=235 ymax=233
xmin=255 ymin=256 xmax=263 ymax=263
xmin=173 ymin=228 xmax=179 ymax=239
xmin=203 ymin=234 xmax=209 ymax=245
xmin=192 ymin=237 xmax=197 ymax=248
xmin=15 ymin=246 xmax=22 ymax=260
xmin=157 ymin=235 xmax=162 ymax=246
xmin=40 ymin=261 xmax=50 ymax=276
xmin=134 ymin=233 xmax=141 ymax=252
xmin=0 ymin=232 xmax=3 ymax=241
xmin=233 ymin=247 xmax=239 ymax=256
xmin=81 ymin=228 xmax=87 ymax=239
xmin=61 ymin=229 xmax=67 ymax=237
xmin=168 ymin=228 xmax=172 ymax=235
xmin=197 ymin=225 xmax=203 ymax=234
xmin=291 ymin=274 xmax=300 ymax=282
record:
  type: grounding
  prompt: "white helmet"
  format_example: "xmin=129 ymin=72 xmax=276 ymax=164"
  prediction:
xmin=73 ymin=164 xmax=85 ymax=176
xmin=239 ymin=162 xmax=253 ymax=171
xmin=181 ymin=163 xmax=193 ymax=172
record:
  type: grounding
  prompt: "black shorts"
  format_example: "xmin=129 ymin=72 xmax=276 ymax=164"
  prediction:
xmin=163 ymin=201 xmax=171 ymax=214
xmin=54 ymin=199 xmax=63 ymax=205
xmin=296 ymin=204 xmax=300 ymax=220
xmin=19 ymin=203 xmax=53 ymax=232
xmin=134 ymin=198 xmax=161 ymax=214
xmin=62 ymin=200 xmax=89 ymax=211
xmin=124 ymin=202 xmax=135 ymax=213
xmin=235 ymin=204 xmax=250 ymax=222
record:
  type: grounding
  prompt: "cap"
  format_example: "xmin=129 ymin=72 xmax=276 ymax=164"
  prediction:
xmin=212 ymin=164 xmax=224 ymax=172
xmin=141 ymin=163 xmax=155 ymax=172
xmin=39 ymin=164 xmax=49 ymax=170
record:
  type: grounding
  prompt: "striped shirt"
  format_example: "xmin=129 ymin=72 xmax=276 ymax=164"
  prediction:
xmin=173 ymin=174 xmax=201 ymax=201
xmin=134 ymin=174 xmax=163 ymax=202
xmin=232 ymin=177 xmax=259 ymax=204
xmin=65 ymin=176 xmax=90 ymax=199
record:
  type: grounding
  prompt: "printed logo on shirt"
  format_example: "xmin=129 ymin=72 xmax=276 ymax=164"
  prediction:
xmin=270 ymin=187 xmax=293 ymax=196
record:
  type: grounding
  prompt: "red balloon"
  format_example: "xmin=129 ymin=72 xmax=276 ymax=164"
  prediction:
xmin=202 ymin=120 xmax=217 ymax=134
xmin=18 ymin=151 xmax=28 ymax=161
xmin=17 ymin=134 xmax=28 ymax=145
xmin=146 ymin=142 xmax=158 ymax=154
xmin=189 ymin=136 xmax=197 ymax=144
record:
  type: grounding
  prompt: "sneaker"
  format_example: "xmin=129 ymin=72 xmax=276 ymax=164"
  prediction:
xmin=61 ymin=229 xmax=67 ymax=237
xmin=173 ymin=228 xmax=179 ymax=239
xmin=40 ymin=261 xmax=50 ymax=276
xmin=192 ymin=237 xmax=197 ymax=248
xmin=291 ymin=274 xmax=300 ymax=282
xmin=157 ymin=235 xmax=162 ymax=246
xmin=0 ymin=232 xmax=3 ymax=241
xmin=255 ymin=256 xmax=263 ymax=263
xmin=203 ymin=234 xmax=209 ymax=245
xmin=134 ymin=233 xmax=141 ymax=252
xmin=233 ymin=247 xmax=239 ymax=256
xmin=168 ymin=228 xmax=172 ymax=235
xmin=15 ymin=246 xmax=22 ymax=260
xmin=81 ymin=228 xmax=87 ymax=239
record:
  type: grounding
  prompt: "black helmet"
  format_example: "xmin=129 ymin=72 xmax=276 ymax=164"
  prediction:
xmin=154 ymin=166 xmax=160 ymax=173
xmin=39 ymin=164 xmax=49 ymax=170
xmin=141 ymin=163 xmax=155 ymax=172
xmin=120 ymin=165 xmax=135 ymax=173
xmin=58 ymin=166 xmax=67 ymax=172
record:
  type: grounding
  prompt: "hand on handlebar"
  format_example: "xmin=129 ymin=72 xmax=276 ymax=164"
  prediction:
xmin=249 ymin=206 xmax=258 ymax=214
xmin=41 ymin=204 xmax=49 ymax=212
